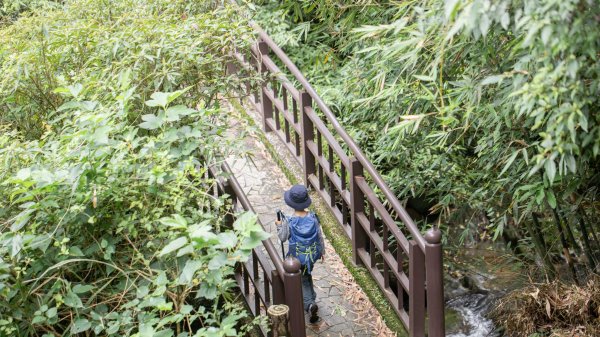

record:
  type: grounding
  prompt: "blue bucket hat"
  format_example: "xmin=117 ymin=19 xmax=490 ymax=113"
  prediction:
xmin=284 ymin=184 xmax=312 ymax=210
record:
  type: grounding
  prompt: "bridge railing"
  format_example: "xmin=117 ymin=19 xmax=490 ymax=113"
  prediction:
xmin=208 ymin=162 xmax=306 ymax=337
xmin=229 ymin=23 xmax=445 ymax=337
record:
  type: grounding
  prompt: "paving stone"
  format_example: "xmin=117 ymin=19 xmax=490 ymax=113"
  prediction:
xmin=329 ymin=286 xmax=341 ymax=296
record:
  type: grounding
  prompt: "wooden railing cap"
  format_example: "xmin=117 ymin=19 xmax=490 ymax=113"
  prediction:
xmin=283 ymin=256 xmax=301 ymax=273
xmin=425 ymin=228 xmax=442 ymax=244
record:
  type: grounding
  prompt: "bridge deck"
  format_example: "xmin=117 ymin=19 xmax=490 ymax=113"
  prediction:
xmin=225 ymin=99 xmax=395 ymax=337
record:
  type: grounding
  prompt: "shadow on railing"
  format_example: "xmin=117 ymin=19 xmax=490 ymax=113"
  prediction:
xmin=208 ymin=162 xmax=306 ymax=337
xmin=228 ymin=22 xmax=446 ymax=337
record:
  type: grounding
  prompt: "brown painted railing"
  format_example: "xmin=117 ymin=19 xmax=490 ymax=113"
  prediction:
xmin=229 ymin=23 xmax=445 ymax=337
xmin=208 ymin=162 xmax=306 ymax=337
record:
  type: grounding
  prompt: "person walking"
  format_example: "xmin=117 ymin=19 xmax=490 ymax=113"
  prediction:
xmin=276 ymin=184 xmax=325 ymax=324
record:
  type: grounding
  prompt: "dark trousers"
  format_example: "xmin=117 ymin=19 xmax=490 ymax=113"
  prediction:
xmin=301 ymin=273 xmax=317 ymax=311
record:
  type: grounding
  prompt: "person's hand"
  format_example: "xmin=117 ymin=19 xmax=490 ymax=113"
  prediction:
xmin=275 ymin=220 xmax=281 ymax=225
xmin=321 ymin=256 xmax=325 ymax=262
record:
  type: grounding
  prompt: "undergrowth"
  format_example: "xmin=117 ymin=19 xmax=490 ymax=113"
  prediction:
xmin=492 ymin=277 xmax=600 ymax=337
xmin=0 ymin=1 xmax=266 ymax=336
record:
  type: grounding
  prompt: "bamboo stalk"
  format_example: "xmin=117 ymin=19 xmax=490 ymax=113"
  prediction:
xmin=576 ymin=209 xmax=597 ymax=272
xmin=581 ymin=208 xmax=600 ymax=251
xmin=530 ymin=213 xmax=556 ymax=279
xmin=553 ymin=204 xmax=582 ymax=256
xmin=551 ymin=206 xmax=579 ymax=285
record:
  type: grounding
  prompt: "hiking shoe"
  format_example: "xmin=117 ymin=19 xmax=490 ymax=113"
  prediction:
xmin=308 ymin=303 xmax=319 ymax=323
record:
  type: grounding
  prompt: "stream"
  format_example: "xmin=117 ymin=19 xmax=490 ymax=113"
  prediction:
xmin=446 ymin=288 xmax=499 ymax=337
xmin=444 ymin=242 xmax=525 ymax=337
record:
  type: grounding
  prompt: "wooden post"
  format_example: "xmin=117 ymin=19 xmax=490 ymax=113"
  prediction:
xmin=409 ymin=241 xmax=425 ymax=337
xmin=282 ymin=257 xmax=306 ymax=337
xmin=272 ymin=270 xmax=285 ymax=305
xmin=268 ymin=304 xmax=290 ymax=337
xmin=425 ymin=228 xmax=445 ymax=337
xmin=349 ymin=157 xmax=365 ymax=266
xmin=299 ymin=91 xmax=314 ymax=186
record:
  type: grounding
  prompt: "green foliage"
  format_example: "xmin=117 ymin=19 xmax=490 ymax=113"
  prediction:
xmin=0 ymin=1 xmax=266 ymax=336
xmin=254 ymin=0 xmax=600 ymax=274
xmin=0 ymin=0 xmax=252 ymax=138
xmin=0 ymin=0 xmax=62 ymax=23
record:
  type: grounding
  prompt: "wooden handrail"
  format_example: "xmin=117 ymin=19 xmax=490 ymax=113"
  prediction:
xmin=250 ymin=24 xmax=427 ymax=251
xmin=218 ymin=162 xmax=287 ymax=276
xmin=209 ymin=161 xmax=307 ymax=337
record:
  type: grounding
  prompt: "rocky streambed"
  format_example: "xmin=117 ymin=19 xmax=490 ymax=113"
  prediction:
xmin=444 ymin=242 xmax=526 ymax=337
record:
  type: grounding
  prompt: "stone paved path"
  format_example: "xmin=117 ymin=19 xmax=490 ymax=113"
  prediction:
xmin=224 ymin=100 xmax=395 ymax=337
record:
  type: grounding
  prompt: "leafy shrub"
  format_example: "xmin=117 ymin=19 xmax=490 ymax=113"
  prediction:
xmin=0 ymin=0 xmax=62 ymax=23
xmin=0 ymin=1 xmax=266 ymax=336
xmin=0 ymin=0 xmax=254 ymax=138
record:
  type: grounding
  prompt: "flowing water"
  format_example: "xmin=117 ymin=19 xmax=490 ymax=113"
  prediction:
xmin=444 ymin=243 xmax=525 ymax=337
xmin=446 ymin=293 xmax=498 ymax=337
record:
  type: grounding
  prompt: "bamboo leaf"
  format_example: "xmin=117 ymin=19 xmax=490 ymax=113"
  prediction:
xmin=545 ymin=159 xmax=556 ymax=183
xmin=546 ymin=190 xmax=557 ymax=209
xmin=499 ymin=150 xmax=520 ymax=176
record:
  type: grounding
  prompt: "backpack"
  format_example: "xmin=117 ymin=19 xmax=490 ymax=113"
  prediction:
xmin=286 ymin=212 xmax=322 ymax=275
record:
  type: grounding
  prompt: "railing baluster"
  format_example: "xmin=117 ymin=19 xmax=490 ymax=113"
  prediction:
xmin=292 ymin=95 xmax=298 ymax=124
xmin=271 ymin=270 xmax=285 ymax=305
xmin=409 ymin=241 xmax=425 ymax=337
xmin=317 ymin=132 xmax=325 ymax=190
xmin=300 ymin=91 xmax=314 ymax=186
xmin=223 ymin=181 xmax=235 ymax=229
xmin=398 ymin=276 xmax=405 ymax=314
xmin=368 ymin=204 xmax=376 ymax=268
xmin=250 ymin=49 xmax=259 ymax=103
xmin=257 ymin=40 xmax=272 ymax=132
xmin=292 ymin=98 xmax=301 ymax=156
xmin=349 ymin=158 xmax=365 ymax=266
xmin=243 ymin=266 xmax=250 ymax=295
xmin=341 ymin=164 xmax=349 ymax=226
xmin=242 ymin=52 xmax=251 ymax=104
xmin=328 ymin=145 xmax=334 ymax=172
xmin=273 ymin=81 xmax=281 ymax=131
xmin=282 ymin=87 xmax=290 ymax=142
xmin=383 ymin=262 xmax=390 ymax=289
xmin=264 ymin=270 xmax=271 ymax=306
xmin=328 ymin=145 xmax=335 ymax=207
xmin=383 ymin=223 xmax=389 ymax=252
xmin=397 ymin=244 xmax=403 ymax=274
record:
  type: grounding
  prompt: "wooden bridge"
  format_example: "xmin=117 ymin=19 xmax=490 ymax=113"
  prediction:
xmin=215 ymin=19 xmax=445 ymax=337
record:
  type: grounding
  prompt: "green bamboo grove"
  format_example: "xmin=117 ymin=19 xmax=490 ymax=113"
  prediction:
xmin=252 ymin=0 xmax=600 ymax=280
